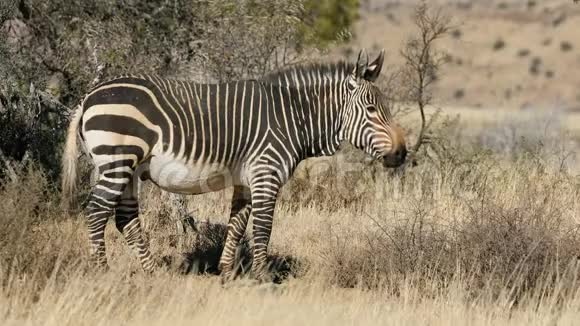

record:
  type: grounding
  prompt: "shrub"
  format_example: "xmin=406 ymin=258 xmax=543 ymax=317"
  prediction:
xmin=552 ymin=14 xmax=567 ymax=27
xmin=560 ymin=41 xmax=573 ymax=52
xmin=527 ymin=0 xmax=537 ymax=9
xmin=454 ymin=88 xmax=465 ymax=99
xmin=517 ymin=48 xmax=530 ymax=57
xmin=542 ymin=38 xmax=552 ymax=46
xmin=493 ymin=38 xmax=506 ymax=51
xmin=529 ymin=56 xmax=542 ymax=76
xmin=451 ymin=29 xmax=462 ymax=39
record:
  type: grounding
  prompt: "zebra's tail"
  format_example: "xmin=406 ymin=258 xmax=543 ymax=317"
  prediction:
xmin=61 ymin=105 xmax=83 ymax=205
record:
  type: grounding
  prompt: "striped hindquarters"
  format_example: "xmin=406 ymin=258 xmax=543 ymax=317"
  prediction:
xmin=80 ymin=77 xmax=171 ymax=172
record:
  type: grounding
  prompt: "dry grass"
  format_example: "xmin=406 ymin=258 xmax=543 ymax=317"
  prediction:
xmin=1 ymin=115 xmax=580 ymax=325
xmin=3 ymin=272 xmax=580 ymax=326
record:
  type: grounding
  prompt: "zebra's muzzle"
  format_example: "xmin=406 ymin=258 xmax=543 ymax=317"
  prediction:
xmin=382 ymin=146 xmax=407 ymax=168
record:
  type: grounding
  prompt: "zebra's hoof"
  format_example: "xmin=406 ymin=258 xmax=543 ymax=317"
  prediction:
xmin=220 ymin=271 xmax=235 ymax=285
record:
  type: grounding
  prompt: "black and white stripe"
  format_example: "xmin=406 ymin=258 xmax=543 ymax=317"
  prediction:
xmin=62 ymin=49 xmax=407 ymax=281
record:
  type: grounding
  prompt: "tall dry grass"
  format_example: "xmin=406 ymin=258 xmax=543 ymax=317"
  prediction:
xmin=1 ymin=114 xmax=580 ymax=324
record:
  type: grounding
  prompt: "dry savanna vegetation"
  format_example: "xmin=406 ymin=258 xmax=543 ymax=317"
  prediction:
xmin=2 ymin=1 xmax=580 ymax=325
xmin=2 ymin=118 xmax=580 ymax=325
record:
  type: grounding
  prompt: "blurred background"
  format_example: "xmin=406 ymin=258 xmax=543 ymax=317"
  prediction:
xmin=352 ymin=0 xmax=580 ymax=111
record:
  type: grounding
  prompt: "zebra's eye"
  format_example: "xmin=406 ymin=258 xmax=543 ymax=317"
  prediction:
xmin=367 ymin=106 xmax=377 ymax=113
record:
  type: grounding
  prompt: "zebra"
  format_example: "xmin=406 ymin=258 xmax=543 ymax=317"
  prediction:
xmin=61 ymin=49 xmax=407 ymax=282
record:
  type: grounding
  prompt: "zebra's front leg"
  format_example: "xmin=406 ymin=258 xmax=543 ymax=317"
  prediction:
xmin=219 ymin=186 xmax=251 ymax=282
xmin=115 ymin=180 xmax=155 ymax=272
xmin=250 ymin=176 xmax=282 ymax=282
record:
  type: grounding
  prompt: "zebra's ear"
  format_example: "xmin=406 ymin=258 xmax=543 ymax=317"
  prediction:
xmin=353 ymin=49 xmax=369 ymax=80
xmin=364 ymin=49 xmax=384 ymax=82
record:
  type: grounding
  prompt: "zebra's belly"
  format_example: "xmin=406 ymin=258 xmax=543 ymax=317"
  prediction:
xmin=148 ymin=155 xmax=235 ymax=194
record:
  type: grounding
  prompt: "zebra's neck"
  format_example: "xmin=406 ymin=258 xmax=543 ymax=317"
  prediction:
xmin=287 ymin=81 xmax=346 ymax=158
xmin=263 ymin=63 xmax=352 ymax=158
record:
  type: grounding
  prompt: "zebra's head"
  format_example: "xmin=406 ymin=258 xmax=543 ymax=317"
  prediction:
xmin=342 ymin=49 xmax=407 ymax=168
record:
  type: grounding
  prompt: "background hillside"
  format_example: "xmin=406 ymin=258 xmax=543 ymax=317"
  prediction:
xmin=349 ymin=0 xmax=580 ymax=111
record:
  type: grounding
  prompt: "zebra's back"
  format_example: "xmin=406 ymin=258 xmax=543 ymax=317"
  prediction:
xmin=82 ymin=75 xmax=273 ymax=166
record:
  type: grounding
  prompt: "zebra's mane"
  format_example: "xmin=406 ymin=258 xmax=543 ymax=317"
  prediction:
xmin=261 ymin=61 xmax=354 ymax=87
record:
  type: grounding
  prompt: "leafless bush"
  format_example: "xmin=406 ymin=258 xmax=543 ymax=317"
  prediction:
xmin=317 ymin=155 xmax=580 ymax=300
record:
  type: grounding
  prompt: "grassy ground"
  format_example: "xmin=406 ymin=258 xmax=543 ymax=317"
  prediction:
xmin=3 ymin=272 xmax=580 ymax=326
xmin=1 ymin=113 xmax=580 ymax=325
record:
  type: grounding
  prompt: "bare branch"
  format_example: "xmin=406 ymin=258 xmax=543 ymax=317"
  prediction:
xmin=399 ymin=1 xmax=451 ymax=165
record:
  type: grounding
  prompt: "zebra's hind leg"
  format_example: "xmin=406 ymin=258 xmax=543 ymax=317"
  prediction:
xmin=86 ymin=169 xmax=134 ymax=270
xmin=115 ymin=179 xmax=155 ymax=272
xmin=219 ymin=186 xmax=251 ymax=282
